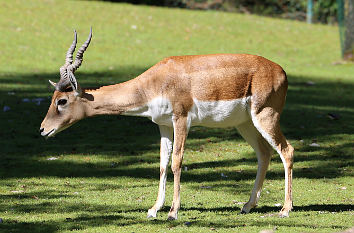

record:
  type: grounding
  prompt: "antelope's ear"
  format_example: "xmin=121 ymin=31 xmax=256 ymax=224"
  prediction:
xmin=49 ymin=80 xmax=57 ymax=88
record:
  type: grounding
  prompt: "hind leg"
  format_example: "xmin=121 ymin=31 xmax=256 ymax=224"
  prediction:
xmin=251 ymin=108 xmax=294 ymax=217
xmin=236 ymin=120 xmax=273 ymax=214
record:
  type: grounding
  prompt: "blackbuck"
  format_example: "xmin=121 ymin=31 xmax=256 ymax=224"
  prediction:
xmin=40 ymin=29 xmax=294 ymax=220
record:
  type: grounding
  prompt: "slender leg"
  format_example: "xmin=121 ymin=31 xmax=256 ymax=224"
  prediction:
xmin=251 ymin=108 xmax=294 ymax=217
xmin=147 ymin=125 xmax=173 ymax=218
xmin=236 ymin=120 xmax=273 ymax=214
xmin=167 ymin=116 xmax=188 ymax=220
xmin=278 ymin=140 xmax=294 ymax=217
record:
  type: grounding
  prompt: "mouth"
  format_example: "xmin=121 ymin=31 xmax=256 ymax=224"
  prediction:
xmin=42 ymin=128 xmax=56 ymax=138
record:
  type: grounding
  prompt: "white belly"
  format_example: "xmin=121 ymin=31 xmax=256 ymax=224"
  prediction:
xmin=188 ymin=97 xmax=251 ymax=128
xmin=123 ymin=96 xmax=251 ymax=128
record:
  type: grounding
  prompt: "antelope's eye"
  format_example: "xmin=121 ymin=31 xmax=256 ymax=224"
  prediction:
xmin=57 ymin=99 xmax=67 ymax=106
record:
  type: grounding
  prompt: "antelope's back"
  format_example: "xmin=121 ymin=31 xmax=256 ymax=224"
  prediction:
xmin=157 ymin=54 xmax=285 ymax=102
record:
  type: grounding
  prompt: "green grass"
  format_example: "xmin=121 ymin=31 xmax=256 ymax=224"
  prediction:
xmin=0 ymin=0 xmax=353 ymax=232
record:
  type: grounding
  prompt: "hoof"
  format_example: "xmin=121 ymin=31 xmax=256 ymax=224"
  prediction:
xmin=279 ymin=209 xmax=290 ymax=218
xmin=241 ymin=202 xmax=254 ymax=214
xmin=240 ymin=205 xmax=252 ymax=214
xmin=147 ymin=209 xmax=157 ymax=218
xmin=239 ymin=210 xmax=247 ymax=215
xmin=167 ymin=216 xmax=177 ymax=221
xmin=167 ymin=212 xmax=178 ymax=220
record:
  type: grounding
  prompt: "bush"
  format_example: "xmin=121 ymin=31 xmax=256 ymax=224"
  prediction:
xmin=93 ymin=0 xmax=338 ymax=24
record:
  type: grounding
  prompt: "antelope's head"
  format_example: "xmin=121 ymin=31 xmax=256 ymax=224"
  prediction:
xmin=40 ymin=29 xmax=92 ymax=138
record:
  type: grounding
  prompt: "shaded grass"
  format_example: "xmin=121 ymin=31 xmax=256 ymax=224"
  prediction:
xmin=0 ymin=0 xmax=353 ymax=232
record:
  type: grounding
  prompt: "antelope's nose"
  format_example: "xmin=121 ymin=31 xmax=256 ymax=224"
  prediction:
xmin=39 ymin=128 xmax=44 ymax=134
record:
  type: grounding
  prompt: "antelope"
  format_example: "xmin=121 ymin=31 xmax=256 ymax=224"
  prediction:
xmin=40 ymin=29 xmax=294 ymax=220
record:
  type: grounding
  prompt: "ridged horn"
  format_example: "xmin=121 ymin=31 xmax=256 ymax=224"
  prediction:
xmin=57 ymin=30 xmax=78 ymax=91
xmin=67 ymin=27 xmax=92 ymax=73
xmin=55 ymin=28 xmax=92 ymax=92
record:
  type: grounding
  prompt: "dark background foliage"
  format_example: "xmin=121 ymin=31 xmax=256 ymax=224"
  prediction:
xmin=96 ymin=0 xmax=338 ymax=24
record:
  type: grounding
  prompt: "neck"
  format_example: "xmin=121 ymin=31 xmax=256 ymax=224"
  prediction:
xmin=83 ymin=78 xmax=148 ymax=117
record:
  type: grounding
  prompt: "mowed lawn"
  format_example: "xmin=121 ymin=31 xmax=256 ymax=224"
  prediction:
xmin=0 ymin=0 xmax=353 ymax=232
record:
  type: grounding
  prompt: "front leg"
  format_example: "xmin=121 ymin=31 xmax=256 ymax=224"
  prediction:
xmin=167 ymin=116 xmax=188 ymax=220
xmin=148 ymin=125 xmax=173 ymax=218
